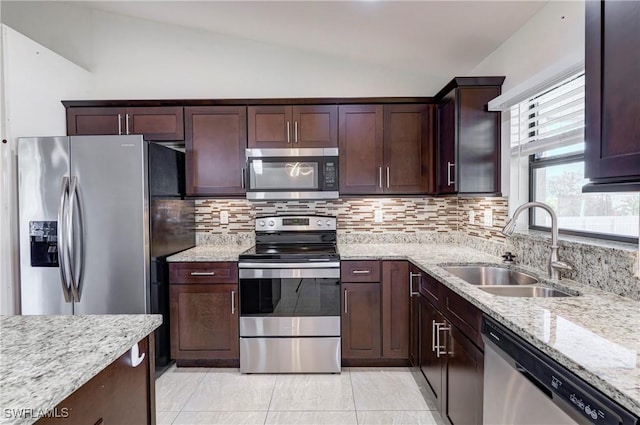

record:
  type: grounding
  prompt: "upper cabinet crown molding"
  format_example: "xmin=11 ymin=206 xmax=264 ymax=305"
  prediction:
xmin=583 ymin=0 xmax=640 ymax=192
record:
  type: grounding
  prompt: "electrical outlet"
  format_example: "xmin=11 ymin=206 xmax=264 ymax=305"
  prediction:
xmin=374 ymin=210 xmax=384 ymax=223
xmin=220 ymin=210 xmax=229 ymax=225
xmin=469 ymin=210 xmax=475 ymax=225
xmin=484 ymin=209 xmax=493 ymax=227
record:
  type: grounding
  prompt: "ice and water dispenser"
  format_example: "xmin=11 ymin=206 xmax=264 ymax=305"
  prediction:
xmin=29 ymin=221 xmax=59 ymax=267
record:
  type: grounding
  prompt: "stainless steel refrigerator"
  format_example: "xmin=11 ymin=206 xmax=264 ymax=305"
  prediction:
xmin=18 ymin=135 xmax=194 ymax=367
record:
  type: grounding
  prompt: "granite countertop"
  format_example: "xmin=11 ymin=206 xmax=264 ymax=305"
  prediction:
xmin=338 ymin=242 xmax=640 ymax=417
xmin=166 ymin=244 xmax=252 ymax=262
xmin=0 ymin=314 xmax=162 ymax=425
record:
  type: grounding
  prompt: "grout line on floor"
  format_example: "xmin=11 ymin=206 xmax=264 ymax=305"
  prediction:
xmin=263 ymin=372 xmax=278 ymax=424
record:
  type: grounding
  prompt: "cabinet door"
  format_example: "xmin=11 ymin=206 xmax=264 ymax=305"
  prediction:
xmin=585 ymin=0 xmax=640 ymax=186
xmin=436 ymin=93 xmax=456 ymax=194
xmin=185 ymin=106 xmax=247 ymax=196
xmin=443 ymin=325 xmax=484 ymax=425
xmin=292 ymin=105 xmax=338 ymax=147
xmin=338 ymin=105 xmax=384 ymax=194
xmin=457 ymin=87 xmax=501 ymax=194
xmin=248 ymin=106 xmax=292 ymax=148
xmin=419 ymin=296 xmax=444 ymax=407
xmin=383 ymin=105 xmax=435 ymax=194
xmin=170 ymin=284 xmax=239 ymax=359
xmin=66 ymin=107 xmax=126 ymax=136
xmin=341 ymin=282 xmax=381 ymax=359
xmin=382 ymin=261 xmax=409 ymax=359
xmin=125 ymin=107 xmax=184 ymax=141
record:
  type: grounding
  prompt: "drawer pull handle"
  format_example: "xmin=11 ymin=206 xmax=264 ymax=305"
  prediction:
xmin=190 ymin=271 xmax=216 ymax=276
xmin=351 ymin=270 xmax=370 ymax=275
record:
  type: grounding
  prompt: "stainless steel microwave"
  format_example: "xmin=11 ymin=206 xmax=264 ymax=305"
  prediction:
xmin=245 ymin=148 xmax=339 ymax=200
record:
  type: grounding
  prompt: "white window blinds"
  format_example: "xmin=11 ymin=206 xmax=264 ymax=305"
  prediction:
xmin=510 ymin=72 xmax=585 ymax=157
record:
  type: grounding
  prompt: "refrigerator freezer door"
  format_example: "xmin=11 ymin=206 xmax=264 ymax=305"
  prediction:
xmin=70 ymin=135 xmax=149 ymax=314
xmin=18 ymin=137 xmax=73 ymax=315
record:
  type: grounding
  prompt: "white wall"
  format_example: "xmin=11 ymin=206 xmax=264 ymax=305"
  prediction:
xmin=470 ymin=1 xmax=585 ymax=200
xmin=0 ymin=25 xmax=93 ymax=315
xmin=2 ymin=2 xmax=435 ymax=99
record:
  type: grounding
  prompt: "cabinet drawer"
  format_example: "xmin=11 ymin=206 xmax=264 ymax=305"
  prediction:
xmin=170 ymin=262 xmax=238 ymax=284
xmin=419 ymin=272 xmax=441 ymax=309
xmin=341 ymin=261 xmax=381 ymax=282
xmin=442 ymin=287 xmax=482 ymax=348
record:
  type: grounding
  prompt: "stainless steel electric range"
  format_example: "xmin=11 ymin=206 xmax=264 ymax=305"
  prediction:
xmin=238 ymin=215 xmax=340 ymax=373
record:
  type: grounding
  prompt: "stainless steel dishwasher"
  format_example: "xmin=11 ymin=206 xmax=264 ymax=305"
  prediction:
xmin=482 ymin=317 xmax=638 ymax=425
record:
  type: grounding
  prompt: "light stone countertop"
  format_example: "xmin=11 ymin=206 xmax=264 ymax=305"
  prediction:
xmin=166 ymin=244 xmax=252 ymax=262
xmin=338 ymin=242 xmax=640 ymax=417
xmin=159 ymin=241 xmax=640 ymax=416
xmin=0 ymin=314 xmax=162 ymax=425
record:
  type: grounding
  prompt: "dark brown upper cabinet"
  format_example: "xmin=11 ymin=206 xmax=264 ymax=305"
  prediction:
xmin=584 ymin=0 xmax=640 ymax=192
xmin=434 ymin=77 xmax=504 ymax=195
xmin=66 ymin=106 xmax=184 ymax=141
xmin=184 ymin=106 xmax=247 ymax=196
xmin=339 ymin=104 xmax=435 ymax=195
xmin=247 ymin=105 xmax=338 ymax=148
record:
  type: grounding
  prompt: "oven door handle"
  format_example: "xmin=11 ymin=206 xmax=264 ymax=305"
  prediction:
xmin=239 ymin=262 xmax=340 ymax=269
xmin=239 ymin=267 xmax=340 ymax=279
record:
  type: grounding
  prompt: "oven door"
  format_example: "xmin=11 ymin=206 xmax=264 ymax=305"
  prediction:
xmin=238 ymin=265 xmax=341 ymax=337
xmin=245 ymin=148 xmax=339 ymax=200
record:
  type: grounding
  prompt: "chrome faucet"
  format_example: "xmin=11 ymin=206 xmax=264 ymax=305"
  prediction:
xmin=501 ymin=201 xmax=572 ymax=280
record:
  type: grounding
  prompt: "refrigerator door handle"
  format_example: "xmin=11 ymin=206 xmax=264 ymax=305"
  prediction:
xmin=68 ymin=176 xmax=84 ymax=302
xmin=57 ymin=177 xmax=73 ymax=302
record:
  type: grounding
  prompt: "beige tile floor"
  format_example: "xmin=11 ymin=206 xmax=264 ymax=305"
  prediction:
xmin=156 ymin=366 xmax=446 ymax=425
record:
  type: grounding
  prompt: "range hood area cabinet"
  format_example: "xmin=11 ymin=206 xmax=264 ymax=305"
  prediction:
xmin=184 ymin=106 xmax=248 ymax=196
xmin=65 ymin=105 xmax=185 ymax=141
xmin=583 ymin=0 xmax=640 ymax=192
xmin=338 ymin=104 xmax=435 ymax=195
xmin=434 ymin=77 xmax=504 ymax=195
xmin=247 ymin=105 xmax=338 ymax=148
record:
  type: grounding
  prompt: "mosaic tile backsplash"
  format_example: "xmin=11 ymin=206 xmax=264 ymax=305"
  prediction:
xmin=195 ymin=196 xmax=639 ymax=300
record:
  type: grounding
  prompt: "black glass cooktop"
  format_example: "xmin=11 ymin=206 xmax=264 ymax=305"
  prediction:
xmin=239 ymin=244 xmax=339 ymax=261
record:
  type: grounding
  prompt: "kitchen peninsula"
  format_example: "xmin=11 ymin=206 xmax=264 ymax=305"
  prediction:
xmin=0 ymin=314 xmax=161 ymax=425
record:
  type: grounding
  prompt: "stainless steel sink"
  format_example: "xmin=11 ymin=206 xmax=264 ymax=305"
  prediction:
xmin=442 ymin=266 xmax=538 ymax=286
xmin=478 ymin=286 xmax=572 ymax=298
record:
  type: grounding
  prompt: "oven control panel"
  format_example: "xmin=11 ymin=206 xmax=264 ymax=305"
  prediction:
xmin=256 ymin=215 xmax=336 ymax=231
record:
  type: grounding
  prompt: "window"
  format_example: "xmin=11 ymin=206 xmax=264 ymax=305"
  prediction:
xmin=511 ymin=73 xmax=639 ymax=242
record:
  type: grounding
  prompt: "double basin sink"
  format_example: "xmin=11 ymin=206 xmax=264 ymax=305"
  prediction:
xmin=441 ymin=266 xmax=574 ymax=298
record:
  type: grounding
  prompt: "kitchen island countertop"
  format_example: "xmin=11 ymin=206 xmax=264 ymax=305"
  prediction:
xmin=0 ymin=314 xmax=161 ymax=425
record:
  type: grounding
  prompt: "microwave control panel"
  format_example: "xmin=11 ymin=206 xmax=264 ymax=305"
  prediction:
xmin=323 ymin=161 xmax=338 ymax=190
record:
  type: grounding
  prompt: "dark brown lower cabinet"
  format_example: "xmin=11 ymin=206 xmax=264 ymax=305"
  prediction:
xmin=382 ymin=261 xmax=409 ymax=358
xmin=341 ymin=282 xmax=381 ymax=359
xmin=444 ymin=325 xmax=484 ymax=425
xmin=170 ymin=284 xmax=239 ymax=362
xmin=37 ymin=337 xmax=154 ymax=425
xmin=169 ymin=262 xmax=239 ymax=366
xmin=414 ymin=264 xmax=484 ymax=425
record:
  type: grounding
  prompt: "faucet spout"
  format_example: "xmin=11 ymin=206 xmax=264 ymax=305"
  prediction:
xmin=501 ymin=201 xmax=570 ymax=280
